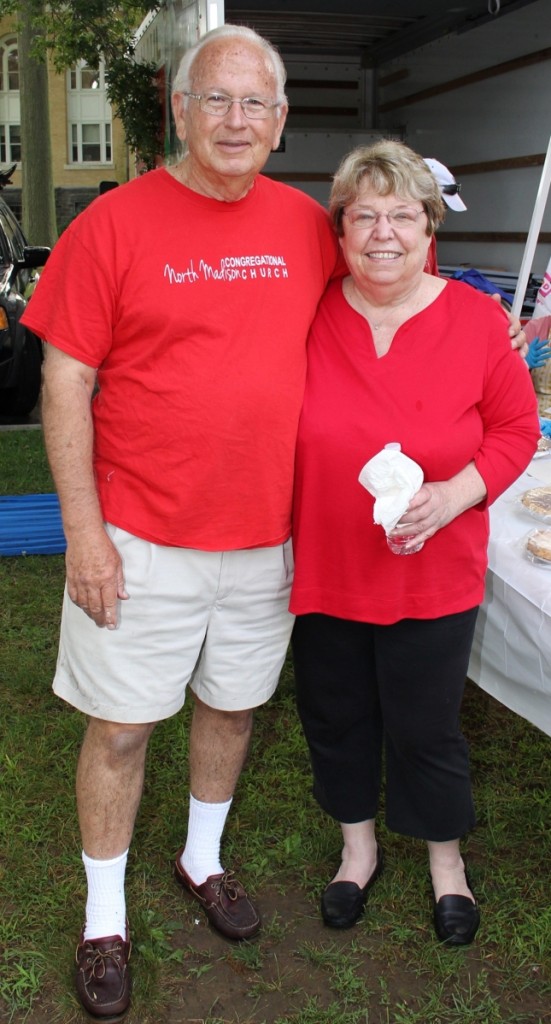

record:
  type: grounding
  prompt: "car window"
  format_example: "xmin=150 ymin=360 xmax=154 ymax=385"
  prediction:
xmin=0 ymin=214 xmax=10 ymax=267
xmin=0 ymin=201 xmax=26 ymax=264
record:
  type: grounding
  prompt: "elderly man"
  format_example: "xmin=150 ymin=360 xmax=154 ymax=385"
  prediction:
xmin=21 ymin=24 xmax=339 ymax=1020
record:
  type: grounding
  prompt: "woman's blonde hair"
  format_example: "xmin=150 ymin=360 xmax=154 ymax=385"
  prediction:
xmin=329 ymin=139 xmax=446 ymax=237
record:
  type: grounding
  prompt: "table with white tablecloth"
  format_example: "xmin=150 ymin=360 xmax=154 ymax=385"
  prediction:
xmin=468 ymin=456 xmax=551 ymax=737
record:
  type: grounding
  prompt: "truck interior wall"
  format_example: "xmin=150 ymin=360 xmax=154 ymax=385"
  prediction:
xmin=377 ymin=0 xmax=551 ymax=275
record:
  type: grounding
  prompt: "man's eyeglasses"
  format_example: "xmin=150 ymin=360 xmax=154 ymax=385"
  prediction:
xmin=184 ymin=92 xmax=279 ymax=119
xmin=343 ymin=207 xmax=426 ymax=230
xmin=441 ymin=183 xmax=462 ymax=195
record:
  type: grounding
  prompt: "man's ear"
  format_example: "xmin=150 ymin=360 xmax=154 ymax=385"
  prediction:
xmin=172 ymin=92 xmax=187 ymax=143
xmin=271 ymin=104 xmax=288 ymax=151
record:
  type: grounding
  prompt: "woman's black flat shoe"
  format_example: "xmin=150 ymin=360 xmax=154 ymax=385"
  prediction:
xmin=432 ymin=891 xmax=480 ymax=946
xmin=321 ymin=845 xmax=384 ymax=929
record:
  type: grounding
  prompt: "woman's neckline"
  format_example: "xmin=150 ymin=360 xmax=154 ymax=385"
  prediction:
xmin=341 ymin=274 xmax=447 ymax=357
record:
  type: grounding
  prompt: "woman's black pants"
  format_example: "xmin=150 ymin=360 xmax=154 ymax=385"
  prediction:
xmin=292 ymin=608 xmax=478 ymax=842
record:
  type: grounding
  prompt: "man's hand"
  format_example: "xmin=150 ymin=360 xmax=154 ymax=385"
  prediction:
xmin=65 ymin=526 xmax=129 ymax=629
xmin=41 ymin=345 xmax=129 ymax=629
xmin=526 ymin=337 xmax=551 ymax=370
xmin=490 ymin=293 xmax=528 ymax=355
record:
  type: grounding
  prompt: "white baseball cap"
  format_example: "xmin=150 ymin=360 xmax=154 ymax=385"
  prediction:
xmin=423 ymin=157 xmax=467 ymax=212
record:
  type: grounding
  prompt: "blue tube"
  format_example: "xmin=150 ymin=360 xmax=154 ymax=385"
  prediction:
xmin=0 ymin=493 xmax=66 ymax=555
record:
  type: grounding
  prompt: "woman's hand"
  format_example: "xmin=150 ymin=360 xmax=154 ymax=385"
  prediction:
xmin=393 ymin=463 xmax=488 ymax=549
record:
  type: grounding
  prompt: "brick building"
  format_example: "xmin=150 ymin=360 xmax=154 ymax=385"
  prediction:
xmin=0 ymin=15 xmax=129 ymax=230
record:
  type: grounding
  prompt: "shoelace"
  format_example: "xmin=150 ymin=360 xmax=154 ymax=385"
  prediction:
xmin=80 ymin=940 xmax=125 ymax=978
xmin=216 ymin=870 xmax=242 ymax=901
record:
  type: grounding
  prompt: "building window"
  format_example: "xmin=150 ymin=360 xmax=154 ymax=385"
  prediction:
xmin=69 ymin=63 xmax=103 ymax=92
xmin=0 ymin=35 xmax=20 ymax=164
xmin=71 ymin=122 xmax=112 ymax=163
xmin=0 ymin=123 xmax=21 ymax=163
xmin=0 ymin=35 xmax=19 ymax=92
xmin=67 ymin=60 xmax=112 ymax=165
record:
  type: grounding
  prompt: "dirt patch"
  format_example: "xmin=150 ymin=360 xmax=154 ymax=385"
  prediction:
xmin=9 ymin=881 xmax=545 ymax=1024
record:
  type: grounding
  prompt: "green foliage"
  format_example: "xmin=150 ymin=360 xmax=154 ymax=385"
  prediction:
xmin=105 ymin=54 xmax=164 ymax=169
xmin=12 ymin=0 xmax=163 ymax=168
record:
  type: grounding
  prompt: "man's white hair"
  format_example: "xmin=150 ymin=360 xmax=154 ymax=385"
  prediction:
xmin=171 ymin=23 xmax=288 ymax=108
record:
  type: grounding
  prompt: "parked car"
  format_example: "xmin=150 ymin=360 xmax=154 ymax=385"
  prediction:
xmin=0 ymin=187 xmax=50 ymax=416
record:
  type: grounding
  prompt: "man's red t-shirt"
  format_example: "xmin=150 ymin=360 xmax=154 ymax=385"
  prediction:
xmin=22 ymin=169 xmax=339 ymax=550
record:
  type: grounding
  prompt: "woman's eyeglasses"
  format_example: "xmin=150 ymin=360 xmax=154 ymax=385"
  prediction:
xmin=343 ymin=208 xmax=426 ymax=230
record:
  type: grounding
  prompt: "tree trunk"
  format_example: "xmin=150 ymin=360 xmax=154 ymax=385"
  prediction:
xmin=18 ymin=1 xmax=58 ymax=247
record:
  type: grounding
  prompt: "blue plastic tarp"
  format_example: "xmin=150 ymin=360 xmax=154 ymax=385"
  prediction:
xmin=451 ymin=267 xmax=514 ymax=306
xmin=0 ymin=493 xmax=66 ymax=555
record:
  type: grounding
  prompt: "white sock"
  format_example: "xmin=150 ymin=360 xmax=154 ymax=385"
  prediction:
xmin=82 ymin=848 xmax=128 ymax=941
xmin=180 ymin=794 xmax=232 ymax=885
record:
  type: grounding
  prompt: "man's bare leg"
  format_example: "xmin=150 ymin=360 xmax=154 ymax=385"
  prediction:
xmin=188 ymin=695 xmax=253 ymax=802
xmin=77 ymin=718 xmax=156 ymax=857
xmin=175 ymin=695 xmax=261 ymax=939
xmin=182 ymin=694 xmax=253 ymax=879
xmin=76 ymin=718 xmax=156 ymax=940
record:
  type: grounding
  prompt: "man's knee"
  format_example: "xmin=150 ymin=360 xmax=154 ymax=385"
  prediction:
xmin=193 ymin=697 xmax=254 ymax=736
xmin=84 ymin=718 xmax=157 ymax=760
xmin=222 ymin=707 xmax=254 ymax=736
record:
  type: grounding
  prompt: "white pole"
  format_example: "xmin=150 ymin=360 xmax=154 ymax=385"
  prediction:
xmin=512 ymin=133 xmax=551 ymax=317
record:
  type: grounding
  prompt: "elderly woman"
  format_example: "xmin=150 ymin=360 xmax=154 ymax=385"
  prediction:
xmin=290 ymin=140 xmax=539 ymax=945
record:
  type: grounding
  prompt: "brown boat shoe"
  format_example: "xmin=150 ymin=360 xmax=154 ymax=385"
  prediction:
xmin=75 ymin=926 xmax=131 ymax=1021
xmin=174 ymin=848 xmax=260 ymax=940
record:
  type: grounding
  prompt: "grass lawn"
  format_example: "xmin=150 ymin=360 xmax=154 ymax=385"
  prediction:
xmin=0 ymin=430 xmax=550 ymax=1024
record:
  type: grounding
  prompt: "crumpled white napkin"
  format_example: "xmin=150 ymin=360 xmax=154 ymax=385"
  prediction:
xmin=359 ymin=447 xmax=424 ymax=533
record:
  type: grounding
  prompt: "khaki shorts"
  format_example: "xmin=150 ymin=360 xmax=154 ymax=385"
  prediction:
xmin=53 ymin=524 xmax=295 ymax=722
